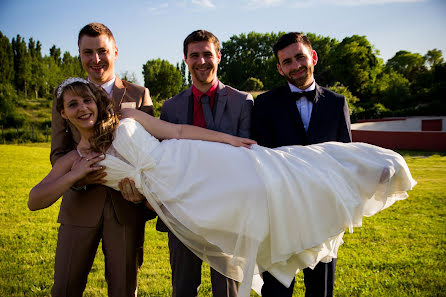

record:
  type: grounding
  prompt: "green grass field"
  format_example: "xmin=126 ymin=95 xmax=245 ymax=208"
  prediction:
xmin=1 ymin=144 xmax=445 ymax=296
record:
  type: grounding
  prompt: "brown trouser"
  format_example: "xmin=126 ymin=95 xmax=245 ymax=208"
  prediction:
xmin=51 ymin=198 xmax=145 ymax=297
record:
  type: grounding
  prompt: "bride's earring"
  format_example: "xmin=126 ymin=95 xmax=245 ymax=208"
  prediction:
xmin=65 ymin=120 xmax=69 ymax=133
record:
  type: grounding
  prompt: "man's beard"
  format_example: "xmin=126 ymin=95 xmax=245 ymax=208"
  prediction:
xmin=192 ymin=64 xmax=216 ymax=84
xmin=285 ymin=66 xmax=313 ymax=89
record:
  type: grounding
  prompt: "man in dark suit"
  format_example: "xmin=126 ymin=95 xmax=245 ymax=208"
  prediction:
xmin=50 ymin=23 xmax=154 ymax=297
xmin=159 ymin=30 xmax=252 ymax=297
xmin=251 ymin=32 xmax=351 ymax=297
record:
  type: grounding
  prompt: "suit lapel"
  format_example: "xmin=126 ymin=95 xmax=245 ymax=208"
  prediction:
xmin=178 ymin=88 xmax=193 ymax=124
xmin=214 ymin=82 xmax=227 ymax=129
xmin=307 ymin=84 xmax=323 ymax=134
xmin=112 ymin=76 xmax=125 ymax=111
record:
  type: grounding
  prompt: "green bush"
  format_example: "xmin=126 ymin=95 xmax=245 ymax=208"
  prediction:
xmin=0 ymin=83 xmax=19 ymax=127
xmin=241 ymin=77 xmax=264 ymax=91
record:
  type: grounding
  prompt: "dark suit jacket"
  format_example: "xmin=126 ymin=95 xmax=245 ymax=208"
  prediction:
xmin=251 ymin=83 xmax=351 ymax=148
xmin=156 ymin=81 xmax=253 ymax=231
xmin=50 ymin=76 xmax=154 ymax=227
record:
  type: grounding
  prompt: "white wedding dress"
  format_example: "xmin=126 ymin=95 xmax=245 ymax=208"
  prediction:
xmin=101 ymin=118 xmax=416 ymax=297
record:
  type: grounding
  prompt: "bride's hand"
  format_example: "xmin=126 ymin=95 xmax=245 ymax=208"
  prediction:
xmin=70 ymin=153 xmax=104 ymax=182
xmin=226 ymin=135 xmax=257 ymax=148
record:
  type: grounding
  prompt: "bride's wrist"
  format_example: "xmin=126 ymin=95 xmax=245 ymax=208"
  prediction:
xmin=222 ymin=133 xmax=232 ymax=144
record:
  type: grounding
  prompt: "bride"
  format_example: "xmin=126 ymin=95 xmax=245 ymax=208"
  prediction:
xmin=29 ymin=78 xmax=416 ymax=296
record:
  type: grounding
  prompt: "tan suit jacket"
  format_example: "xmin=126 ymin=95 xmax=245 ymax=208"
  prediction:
xmin=50 ymin=76 xmax=154 ymax=227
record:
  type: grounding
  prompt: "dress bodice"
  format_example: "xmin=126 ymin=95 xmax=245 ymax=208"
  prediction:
xmin=100 ymin=118 xmax=161 ymax=191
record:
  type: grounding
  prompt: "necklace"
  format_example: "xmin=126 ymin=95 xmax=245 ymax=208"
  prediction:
xmin=76 ymin=148 xmax=92 ymax=158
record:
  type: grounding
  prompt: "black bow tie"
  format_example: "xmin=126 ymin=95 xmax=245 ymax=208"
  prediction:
xmin=291 ymin=90 xmax=316 ymax=102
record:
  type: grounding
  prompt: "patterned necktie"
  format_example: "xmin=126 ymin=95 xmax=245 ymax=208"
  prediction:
xmin=291 ymin=89 xmax=316 ymax=103
xmin=200 ymin=95 xmax=216 ymax=130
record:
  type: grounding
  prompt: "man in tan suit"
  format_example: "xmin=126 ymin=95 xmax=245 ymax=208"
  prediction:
xmin=50 ymin=23 xmax=154 ymax=297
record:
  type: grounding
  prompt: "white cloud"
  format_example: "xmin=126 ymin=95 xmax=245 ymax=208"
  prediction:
xmin=174 ymin=0 xmax=187 ymax=8
xmin=247 ymin=0 xmax=285 ymax=8
xmin=147 ymin=2 xmax=169 ymax=14
xmin=321 ymin=0 xmax=425 ymax=6
xmin=192 ymin=0 xmax=216 ymax=8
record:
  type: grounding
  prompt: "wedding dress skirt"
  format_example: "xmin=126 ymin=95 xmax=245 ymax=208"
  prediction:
xmin=101 ymin=118 xmax=416 ymax=296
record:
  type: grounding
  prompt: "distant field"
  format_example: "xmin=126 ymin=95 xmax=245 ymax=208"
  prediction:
xmin=1 ymin=144 xmax=445 ymax=296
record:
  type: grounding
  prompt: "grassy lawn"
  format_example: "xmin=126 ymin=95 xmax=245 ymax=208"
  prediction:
xmin=1 ymin=144 xmax=445 ymax=296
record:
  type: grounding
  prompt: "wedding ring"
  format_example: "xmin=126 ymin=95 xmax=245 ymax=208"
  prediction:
xmin=86 ymin=158 xmax=90 ymax=161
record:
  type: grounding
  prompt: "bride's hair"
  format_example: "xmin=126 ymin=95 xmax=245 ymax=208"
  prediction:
xmin=55 ymin=80 xmax=119 ymax=154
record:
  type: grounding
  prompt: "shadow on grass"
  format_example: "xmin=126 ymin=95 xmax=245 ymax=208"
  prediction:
xmin=396 ymin=150 xmax=446 ymax=157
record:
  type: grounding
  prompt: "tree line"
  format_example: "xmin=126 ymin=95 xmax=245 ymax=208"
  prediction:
xmin=145 ymin=32 xmax=445 ymax=121
xmin=0 ymin=31 xmax=85 ymax=128
xmin=1 ymin=30 xmax=445 ymax=131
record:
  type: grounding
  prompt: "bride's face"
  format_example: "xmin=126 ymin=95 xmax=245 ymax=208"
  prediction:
xmin=61 ymin=91 xmax=98 ymax=132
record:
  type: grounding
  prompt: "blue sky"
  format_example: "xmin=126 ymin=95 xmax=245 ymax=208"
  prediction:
xmin=1 ymin=0 xmax=445 ymax=85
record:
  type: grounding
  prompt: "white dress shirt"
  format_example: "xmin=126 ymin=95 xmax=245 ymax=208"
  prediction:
xmin=89 ymin=75 xmax=116 ymax=97
xmin=288 ymin=81 xmax=316 ymax=132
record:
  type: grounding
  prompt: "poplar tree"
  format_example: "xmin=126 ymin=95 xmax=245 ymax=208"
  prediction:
xmin=0 ymin=32 xmax=14 ymax=84
xmin=12 ymin=34 xmax=31 ymax=97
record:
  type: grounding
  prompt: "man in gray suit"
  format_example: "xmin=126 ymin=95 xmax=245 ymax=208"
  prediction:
xmin=159 ymin=30 xmax=252 ymax=297
xmin=120 ymin=29 xmax=252 ymax=296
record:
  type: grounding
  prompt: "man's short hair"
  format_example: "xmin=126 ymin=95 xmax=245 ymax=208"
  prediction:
xmin=78 ymin=23 xmax=115 ymax=46
xmin=183 ymin=30 xmax=221 ymax=57
xmin=273 ymin=32 xmax=313 ymax=62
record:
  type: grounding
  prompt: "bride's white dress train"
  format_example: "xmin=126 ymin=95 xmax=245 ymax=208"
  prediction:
xmin=101 ymin=118 xmax=416 ymax=296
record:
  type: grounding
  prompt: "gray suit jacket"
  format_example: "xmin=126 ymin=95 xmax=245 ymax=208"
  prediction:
xmin=160 ymin=81 xmax=253 ymax=137
xmin=156 ymin=81 xmax=253 ymax=231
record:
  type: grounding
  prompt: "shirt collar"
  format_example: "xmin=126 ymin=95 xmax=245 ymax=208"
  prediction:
xmin=288 ymin=80 xmax=316 ymax=93
xmin=88 ymin=75 xmax=116 ymax=96
xmin=192 ymin=80 xmax=219 ymax=100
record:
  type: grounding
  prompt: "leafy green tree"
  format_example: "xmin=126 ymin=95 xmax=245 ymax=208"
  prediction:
xmin=28 ymin=38 xmax=44 ymax=98
xmin=49 ymin=45 xmax=62 ymax=66
xmin=374 ymin=70 xmax=411 ymax=110
xmin=427 ymin=63 xmax=446 ymax=114
xmin=424 ymin=49 xmax=444 ymax=69
xmin=0 ymin=32 xmax=14 ymax=84
xmin=61 ymin=51 xmax=85 ymax=78
xmin=143 ymin=58 xmax=182 ymax=100
xmin=306 ymin=33 xmax=339 ymax=87
xmin=220 ymin=31 xmax=283 ymax=90
xmin=179 ymin=60 xmax=189 ymax=87
xmin=412 ymin=63 xmax=446 ymax=115
xmin=330 ymin=35 xmax=380 ymax=98
xmin=42 ymin=55 xmax=63 ymax=97
xmin=386 ymin=50 xmax=426 ymax=81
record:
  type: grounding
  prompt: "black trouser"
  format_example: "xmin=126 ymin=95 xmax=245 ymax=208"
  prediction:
xmin=261 ymin=259 xmax=337 ymax=297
